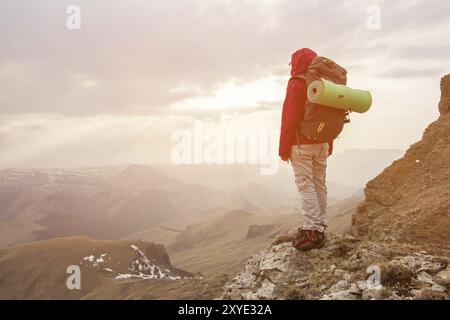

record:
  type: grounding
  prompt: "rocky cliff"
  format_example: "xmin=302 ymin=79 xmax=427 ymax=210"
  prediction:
xmin=220 ymin=75 xmax=450 ymax=300
xmin=352 ymin=74 xmax=450 ymax=245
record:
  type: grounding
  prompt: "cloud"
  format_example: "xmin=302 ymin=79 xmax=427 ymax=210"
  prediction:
xmin=0 ymin=0 xmax=449 ymax=168
xmin=0 ymin=113 xmax=188 ymax=167
xmin=0 ymin=0 xmax=394 ymax=116
xmin=393 ymin=45 xmax=450 ymax=60
xmin=378 ymin=68 xmax=443 ymax=79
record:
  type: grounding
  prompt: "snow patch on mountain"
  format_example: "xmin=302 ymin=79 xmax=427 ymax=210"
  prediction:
xmin=114 ymin=245 xmax=184 ymax=280
xmin=80 ymin=244 xmax=188 ymax=281
xmin=82 ymin=253 xmax=109 ymax=267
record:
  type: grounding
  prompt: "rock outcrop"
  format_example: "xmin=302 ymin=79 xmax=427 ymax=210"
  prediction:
xmin=352 ymin=74 xmax=450 ymax=245
xmin=439 ymin=74 xmax=450 ymax=115
xmin=221 ymin=235 xmax=450 ymax=300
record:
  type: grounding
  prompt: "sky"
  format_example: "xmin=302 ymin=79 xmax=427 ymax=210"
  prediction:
xmin=0 ymin=0 xmax=449 ymax=168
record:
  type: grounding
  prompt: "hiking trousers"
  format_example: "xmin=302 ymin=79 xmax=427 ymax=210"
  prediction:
xmin=290 ymin=143 xmax=329 ymax=232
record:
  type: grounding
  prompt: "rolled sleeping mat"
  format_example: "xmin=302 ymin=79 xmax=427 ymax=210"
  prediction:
xmin=307 ymin=78 xmax=372 ymax=113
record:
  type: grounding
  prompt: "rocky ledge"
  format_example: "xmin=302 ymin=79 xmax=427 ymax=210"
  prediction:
xmin=220 ymin=234 xmax=450 ymax=300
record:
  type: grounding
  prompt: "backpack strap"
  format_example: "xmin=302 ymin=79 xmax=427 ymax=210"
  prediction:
xmin=291 ymin=74 xmax=307 ymax=145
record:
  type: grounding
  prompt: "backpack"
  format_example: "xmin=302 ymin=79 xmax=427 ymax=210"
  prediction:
xmin=292 ymin=56 xmax=350 ymax=143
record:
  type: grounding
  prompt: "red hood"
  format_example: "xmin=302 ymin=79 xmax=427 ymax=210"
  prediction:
xmin=290 ymin=48 xmax=317 ymax=76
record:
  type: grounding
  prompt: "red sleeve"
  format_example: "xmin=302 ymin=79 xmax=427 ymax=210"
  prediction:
xmin=279 ymin=79 xmax=306 ymax=158
xmin=328 ymin=140 xmax=333 ymax=156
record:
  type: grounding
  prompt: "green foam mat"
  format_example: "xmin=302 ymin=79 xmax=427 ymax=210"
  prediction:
xmin=307 ymin=78 xmax=372 ymax=113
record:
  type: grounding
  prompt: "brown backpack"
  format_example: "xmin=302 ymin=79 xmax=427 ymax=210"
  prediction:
xmin=292 ymin=56 xmax=350 ymax=143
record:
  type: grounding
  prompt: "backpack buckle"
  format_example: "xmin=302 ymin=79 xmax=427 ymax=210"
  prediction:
xmin=317 ymin=122 xmax=325 ymax=133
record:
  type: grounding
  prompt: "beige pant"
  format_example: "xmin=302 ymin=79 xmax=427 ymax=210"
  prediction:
xmin=290 ymin=143 xmax=329 ymax=232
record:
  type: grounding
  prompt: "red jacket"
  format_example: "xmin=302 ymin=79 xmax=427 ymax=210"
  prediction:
xmin=279 ymin=48 xmax=333 ymax=159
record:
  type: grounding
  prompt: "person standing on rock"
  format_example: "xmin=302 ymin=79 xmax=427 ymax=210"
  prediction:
xmin=279 ymin=48 xmax=334 ymax=251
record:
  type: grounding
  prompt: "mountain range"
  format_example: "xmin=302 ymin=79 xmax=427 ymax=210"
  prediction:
xmin=1 ymin=74 xmax=447 ymax=300
xmin=0 ymin=144 xmax=401 ymax=249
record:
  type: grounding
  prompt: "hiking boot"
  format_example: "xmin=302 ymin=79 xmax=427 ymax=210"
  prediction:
xmin=292 ymin=229 xmax=325 ymax=251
